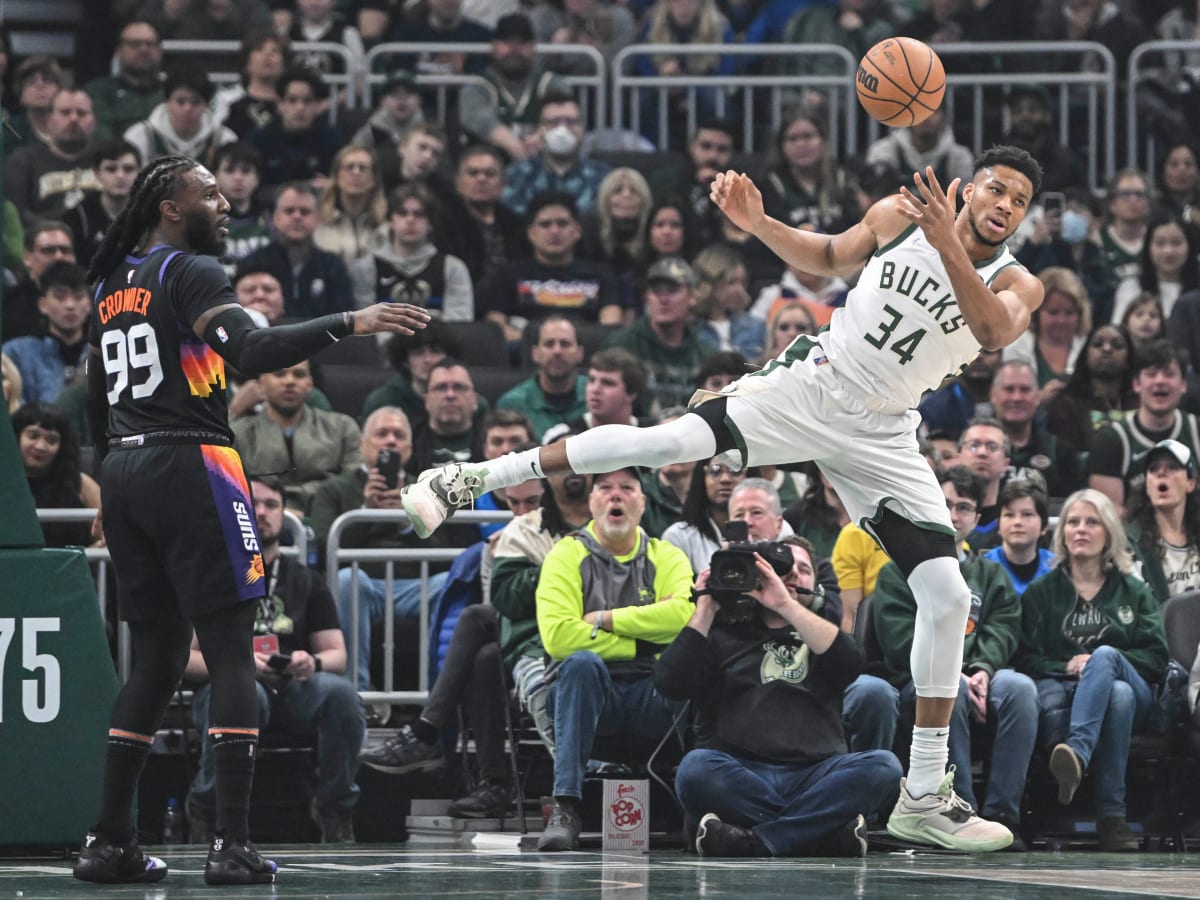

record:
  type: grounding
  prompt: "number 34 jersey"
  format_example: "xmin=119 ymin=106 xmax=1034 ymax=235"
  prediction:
xmin=90 ymin=245 xmax=236 ymax=441
xmin=821 ymin=224 xmax=1025 ymax=410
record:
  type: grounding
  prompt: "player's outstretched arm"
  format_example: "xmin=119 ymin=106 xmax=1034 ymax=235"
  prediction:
xmin=195 ymin=303 xmax=430 ymax=377
xmin=897 ymin=167 xmax=1043 ymax=350
xmin=710 ymin=170 xmax=877 ymax=279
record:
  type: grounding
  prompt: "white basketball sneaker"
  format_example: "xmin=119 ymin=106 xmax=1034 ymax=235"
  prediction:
xmin=400 ymin=463 xmax=486 ymax=538
xmin=886 ymin=770 xmax=1013 ymax=852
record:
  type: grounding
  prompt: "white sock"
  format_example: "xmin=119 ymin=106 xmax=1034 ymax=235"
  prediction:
xmin=907 ymin=725 xmax=950 ymax=799
xmin=480 ymin=448 xmax=543 ymax=494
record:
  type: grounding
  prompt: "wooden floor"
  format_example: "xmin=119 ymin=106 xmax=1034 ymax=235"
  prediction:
xmin=7 ymin=838 xmax=1200 ymax=899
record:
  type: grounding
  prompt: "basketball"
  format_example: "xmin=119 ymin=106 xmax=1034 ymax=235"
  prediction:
xmin=856 ymin=37 xmax=946 ymax=128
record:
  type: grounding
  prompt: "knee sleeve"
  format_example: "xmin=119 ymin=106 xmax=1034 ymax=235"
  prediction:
xmin=563 ymin=413 xmax=716 ymax=473
xmin=907 ymin=556 xmax=970 ymax=699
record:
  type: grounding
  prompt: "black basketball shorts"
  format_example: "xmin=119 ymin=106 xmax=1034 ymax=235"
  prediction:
xmin=100 ymin=442 xmax=266 ymax=622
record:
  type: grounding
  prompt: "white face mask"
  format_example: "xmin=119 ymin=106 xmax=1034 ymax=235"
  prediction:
xmin=1060 ymin=209 xmax=1089 ymax=244
xmin=543 ymin=124 xmax=579 ymax=156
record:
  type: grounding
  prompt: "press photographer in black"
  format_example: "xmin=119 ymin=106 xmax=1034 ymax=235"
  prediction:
xmin=654 ymin=535 xmax=903 ymax=858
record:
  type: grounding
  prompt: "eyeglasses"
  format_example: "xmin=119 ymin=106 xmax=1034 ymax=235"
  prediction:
xmin=339 ymin=161 xmax=372 ymax=172
xmin=1114 ymin=189 xmax=1147 ymax=199
xmin=962 ymin=439 xmax=1004 ymax=455
xmin=33 ymin=244 xmax=73 ymax=256
xmin=706 ymin=464 xmax=740 ymax=478
xmin=946 ymin=501 xmax=978 ymax=515
xmin=429 ymin=382 xmax=472 ymax=394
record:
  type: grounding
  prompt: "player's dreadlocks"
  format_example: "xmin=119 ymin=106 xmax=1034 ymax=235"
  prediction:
xmin=86 ymin=155 xmax=197 ymax=284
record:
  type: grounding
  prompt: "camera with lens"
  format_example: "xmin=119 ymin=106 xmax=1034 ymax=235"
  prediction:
xmin=702 ymin=521 xmax=795 ymax=623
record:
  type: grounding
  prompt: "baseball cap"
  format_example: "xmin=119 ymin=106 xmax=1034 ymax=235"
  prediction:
xmin=494 ymin=13 xmax=535 ymax=42
xmin=383 ymin=69 xmax=418 ymax=92
xmin=1145 ymin=439 xmax=1196 ymax=475
xmin=646 ymin=257 xmax=696 ymax=288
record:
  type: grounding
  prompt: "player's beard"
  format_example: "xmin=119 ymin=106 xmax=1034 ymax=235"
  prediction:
xmin=967 ymin=212 xmax=1007 ymax=248
xmin=184 ymin=209 xmax=227 ymax=257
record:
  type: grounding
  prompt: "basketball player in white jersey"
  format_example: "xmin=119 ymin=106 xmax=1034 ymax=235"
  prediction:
xmin=400 ymin=146 xmax=1045 ymax=852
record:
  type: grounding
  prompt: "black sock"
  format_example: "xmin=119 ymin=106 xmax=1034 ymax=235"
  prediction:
xmin=211 ymin=728 xmax=258 ymax=844
xmin=95 ymin=730 xmax=154 ymax=845
xmin=410 ymin=717 xmax=439 ymax=745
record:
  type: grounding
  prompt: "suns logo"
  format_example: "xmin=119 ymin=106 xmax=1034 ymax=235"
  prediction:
xmin=245 ymin=553 xmax=265 ymax=586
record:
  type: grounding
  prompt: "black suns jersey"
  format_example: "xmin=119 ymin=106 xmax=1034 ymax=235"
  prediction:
xmin=90 ymin=245 xmax=236 ymax=442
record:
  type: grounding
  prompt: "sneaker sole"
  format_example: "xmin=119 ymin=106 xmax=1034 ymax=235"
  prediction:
xmin=400 ymin=488 xmax=441 ymax=539
xmin=886 ymin=816 xmax=1013 ymax=853
xmin=73 ymin=860 xmax=168 ymax=884
xmin=695 ymin=813 xmax=720 ymax=857
xmin=360 ymin=756 xmax=443 ymax=775
xmin=1049 ymin=745 xmax=1082 ymax=805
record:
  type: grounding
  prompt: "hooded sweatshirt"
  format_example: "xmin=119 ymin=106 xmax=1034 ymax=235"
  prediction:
xmin=864 ymin=124 xmax=975 ymax=190
xmin=123 ymin=102 xmax=236 ymax=168
xmin=349 ymin=224 xmax=473 ymax=320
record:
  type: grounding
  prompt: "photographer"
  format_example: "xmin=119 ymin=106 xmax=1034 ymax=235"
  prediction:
xmin=186 ymin=477 xmax=365 ymax=844
xmin=655 ymin=536 xmax=902 ymax=858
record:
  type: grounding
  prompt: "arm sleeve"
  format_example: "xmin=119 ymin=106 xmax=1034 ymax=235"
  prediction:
xmin=653 ymin=625 xmax=719 ymax=701
xmin=202 ymin=305 xmax=350 ymax=377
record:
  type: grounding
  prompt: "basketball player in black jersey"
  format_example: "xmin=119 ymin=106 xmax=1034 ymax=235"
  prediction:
xmin=72 ymin=155 xmax=429 ymax=886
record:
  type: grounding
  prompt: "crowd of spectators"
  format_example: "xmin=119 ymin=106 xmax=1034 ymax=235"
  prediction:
xmin=10 ymin=0 xmax=1200 ymax=853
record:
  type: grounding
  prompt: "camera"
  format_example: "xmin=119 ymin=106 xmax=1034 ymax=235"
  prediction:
xmin=376 ymin=448 xmax=401 ymax=490
xmin=708 ymin=541 xmax=795 ymax=598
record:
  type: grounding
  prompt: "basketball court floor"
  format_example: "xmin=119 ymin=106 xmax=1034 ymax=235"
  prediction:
xmin=5 ymin=839 xmax=1200 ymax=898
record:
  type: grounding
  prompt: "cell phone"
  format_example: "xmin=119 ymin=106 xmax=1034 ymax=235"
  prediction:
xmin=376 ymin=448 xmax=401 ymax=490
xmin=1042 ymin=192 xmax=1065 ymax=216
xmin=267 ymin=653 xmax=292 ymax=672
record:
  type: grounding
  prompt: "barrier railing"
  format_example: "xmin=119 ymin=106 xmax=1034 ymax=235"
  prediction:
xmin=364 ymin=42 xmax=607 ymax=131
xmin=161 ymin=39 xmax=359 ymax=123
xmin=324 ymin=507 xmax=511 ymax=704
xmin=867 ymin=41 xmax=1118 ymax=194
xmin=1127 ymin=39 xmax=1200 ymax=182
xmin=35 ymin=509 xmax=306 ymax=682
xmin=611 ymin=44 xmax=859 ymax=156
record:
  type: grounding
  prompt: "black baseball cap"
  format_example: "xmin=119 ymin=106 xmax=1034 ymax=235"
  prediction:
xmin=494 ymin=13 xmax=534 ymax=42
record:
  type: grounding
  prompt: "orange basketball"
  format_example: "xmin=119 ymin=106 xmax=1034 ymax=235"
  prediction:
xmin=856 ymin=37 xmax=946 ymax=128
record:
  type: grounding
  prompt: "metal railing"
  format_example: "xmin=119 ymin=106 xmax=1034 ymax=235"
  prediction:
xmin=160 ymin=39 xmax=360 ymax=123
xmin=35 ymin=509 xmax=306 ymax=682
xmin=611 ymin=44 xmax=859 ymax=156
xmin=325 ymin=507 xmax=511 ymax=704
xmin=1127 ymin=40 xmax=1200 ymax=182
xmin=364 ymin=42 xmax=607 ymax=131
xmin=906 ymin=41 xmax=1118 ymax=194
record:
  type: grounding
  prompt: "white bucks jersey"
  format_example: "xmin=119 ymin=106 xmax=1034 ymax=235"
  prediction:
xmin=822 ymin=225 xmax=1025 ymax=409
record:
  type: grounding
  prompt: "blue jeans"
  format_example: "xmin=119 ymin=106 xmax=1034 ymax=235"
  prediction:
xmin=546 ymin=651 xmax=683 ymax=799
xmin=336 ymin=567 xmax=449 ymax=690
xmin=842 ymin=674 xmax=899 ymax=752
xmin=1034 ymin=645 xmax=1154 ymax=817
xmin=901 ymin=669 xmax=1038 ymax=820
xmin=676 ymin=748 xmax=903 ymax=855
xmin=190 ymin=673 xmax=367 ymax=815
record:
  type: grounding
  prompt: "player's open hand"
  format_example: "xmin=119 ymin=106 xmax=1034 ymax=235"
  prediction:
xmin=710 ymin=171 xmax=764 ymax=235
xmin=897 ymin=166 xmax=961 ymax=252
xmin=353 ymin=303 xmax=430 ymax=336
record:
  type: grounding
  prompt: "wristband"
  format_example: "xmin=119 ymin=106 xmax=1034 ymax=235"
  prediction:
xmin=313 ymin=656 xmax=323 ymax=672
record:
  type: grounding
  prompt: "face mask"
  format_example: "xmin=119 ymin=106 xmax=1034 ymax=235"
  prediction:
xmin=1060 ymin=209 xmax=1089 ymax=244
xmin=543 ymin=124 xmax=579 ymax=156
